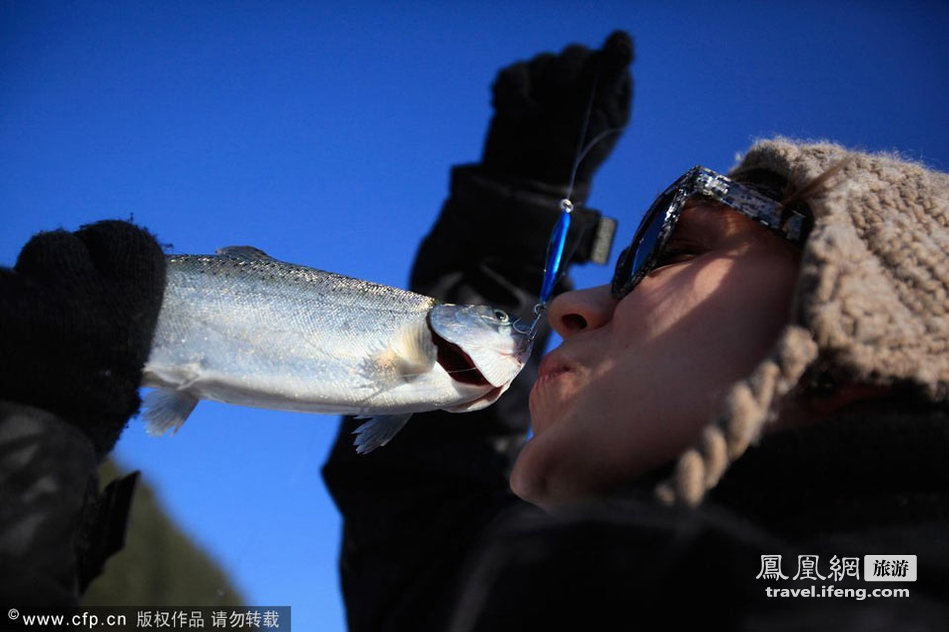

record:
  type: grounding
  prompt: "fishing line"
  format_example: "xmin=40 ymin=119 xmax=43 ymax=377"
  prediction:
xmin=522 ymin=59 xmax=624 ymax=341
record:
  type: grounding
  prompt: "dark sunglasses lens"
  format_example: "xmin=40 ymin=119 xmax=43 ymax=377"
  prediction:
xmin=614 ymin=190 xmax=675 ymax=295
xmin=630 ymin=206 xmax=666 ymax=279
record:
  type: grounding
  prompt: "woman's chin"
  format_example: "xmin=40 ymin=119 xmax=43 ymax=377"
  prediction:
xmin=510 ymin=436 xmax=547 ymax=505
xmin=510 ymin=427 xmax=586 ymax=510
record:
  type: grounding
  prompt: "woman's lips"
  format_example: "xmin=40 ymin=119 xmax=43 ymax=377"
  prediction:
xmin=531 ymin=355 xmax=572 ymax=402
xmin=529 ymin=355 xmax=576 ymax=436
xmin=537 ymin=365 xmax=570 ymax=385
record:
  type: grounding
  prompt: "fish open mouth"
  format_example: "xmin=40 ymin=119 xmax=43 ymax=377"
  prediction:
xmin=428 ymin=325 xmax=491 ymax=387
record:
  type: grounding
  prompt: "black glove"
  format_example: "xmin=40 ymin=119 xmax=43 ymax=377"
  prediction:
xmin=0 ymin=220 xmax=166 ymax=458
xmin=481 ymin=30 xmax=633 ymax=189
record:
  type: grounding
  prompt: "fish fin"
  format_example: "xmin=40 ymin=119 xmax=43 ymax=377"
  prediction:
xmin=352 ymin=413 xmax=412 ymax=454
xmin=366 ymin=320 xmax=436 ymax=383
xmin=393 ymin=320 xmax=437 ymax=377
xmin=142 ymin=389 xmax=199 ymax=436
xmin=216 ymin=246 xmax=276 ymax=261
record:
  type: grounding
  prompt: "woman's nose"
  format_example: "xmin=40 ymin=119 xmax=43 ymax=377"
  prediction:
xmin=547 ymin=284 xmax=617 ymax=338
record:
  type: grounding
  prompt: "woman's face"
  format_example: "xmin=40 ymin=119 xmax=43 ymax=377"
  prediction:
xmin=510 ymin=203 xmax=801 ymax=508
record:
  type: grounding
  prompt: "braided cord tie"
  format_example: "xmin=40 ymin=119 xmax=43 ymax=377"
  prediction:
xmin=656 ymin=325 xmax=820 ymax=506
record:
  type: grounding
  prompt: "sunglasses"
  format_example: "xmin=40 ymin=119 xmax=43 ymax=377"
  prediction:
xmin=610 ymin=166 xmax=809 ymax=299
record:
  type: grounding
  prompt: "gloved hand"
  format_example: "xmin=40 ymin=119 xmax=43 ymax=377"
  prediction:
xmin=481 ymin=30 xmax=634 ymax=189
xmin=0 ymin=220 xmax=166 ymax=458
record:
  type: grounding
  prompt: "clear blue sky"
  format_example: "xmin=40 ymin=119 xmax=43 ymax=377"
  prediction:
xmin=3 ymin=1 xmax=948 ymax=630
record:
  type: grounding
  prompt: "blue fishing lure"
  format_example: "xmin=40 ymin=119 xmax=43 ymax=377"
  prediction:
xmin=538 ymin=198 xmax=573 ymax=306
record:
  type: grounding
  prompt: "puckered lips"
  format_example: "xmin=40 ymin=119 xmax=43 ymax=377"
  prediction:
xmin=537 ymin=354 xmax=571 ymax=383
xmin=529 ymin=354 xmax=573 ymax=418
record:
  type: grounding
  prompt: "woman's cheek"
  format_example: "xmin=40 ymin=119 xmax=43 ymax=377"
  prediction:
xmin=613 ymin=263 xmax=717 ymax=341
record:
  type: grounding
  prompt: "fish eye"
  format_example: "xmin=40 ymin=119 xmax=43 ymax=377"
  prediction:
xmin=493 ymin=309 xmax=510 ymax=324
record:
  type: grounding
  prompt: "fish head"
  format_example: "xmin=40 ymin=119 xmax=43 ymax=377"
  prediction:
xmin=429 ymin=304 xmax=531 ymax=389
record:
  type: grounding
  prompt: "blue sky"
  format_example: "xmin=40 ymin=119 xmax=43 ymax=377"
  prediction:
xmin=3 ymin=1 xmax=948 ymax=630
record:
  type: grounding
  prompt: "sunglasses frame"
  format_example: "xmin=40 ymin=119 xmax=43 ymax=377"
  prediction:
xmin=611 ymin=166 xmax=808 ymax=299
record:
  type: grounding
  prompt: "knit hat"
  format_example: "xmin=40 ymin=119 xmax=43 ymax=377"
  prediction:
xmin=658 ymin=138 xmax=949 ymax=506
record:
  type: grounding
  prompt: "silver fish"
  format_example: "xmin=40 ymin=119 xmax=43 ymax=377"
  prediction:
xmin=141 ymin=246 xmax=531 ymax=453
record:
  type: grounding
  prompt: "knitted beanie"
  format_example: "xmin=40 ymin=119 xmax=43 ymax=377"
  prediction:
xmin=658 ymin=138 xmax=949 ymax=506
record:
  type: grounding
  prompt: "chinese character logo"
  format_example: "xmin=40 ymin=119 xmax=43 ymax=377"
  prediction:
xmin=827 ymin=555 xmax=861 ymax=582
xmin=792 ymin=555 xmax=825 ymax=581
xmin=756 ymin=555 xmax=788 ymax=580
